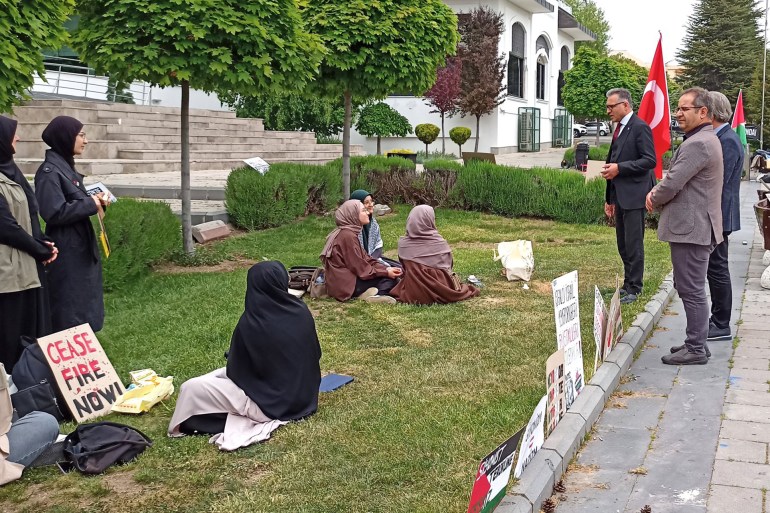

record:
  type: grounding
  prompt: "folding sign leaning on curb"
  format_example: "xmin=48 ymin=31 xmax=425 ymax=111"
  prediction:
xmin=603 ymin=278 xmax=624 ymax=360
xmin=37 ymin=324 xmax=124 ymax=422
xmin=545 ymin=349 xmax=566 ymax=436
xmin=513 ymin=395 xmax=547 ymax=479
xmin=551 ymin=271 xmax=584 ymax=409
xmin=466 ymin=427 xmax=525 ymax=513
xmin=593 ymin=286 xmax=608 ymax=373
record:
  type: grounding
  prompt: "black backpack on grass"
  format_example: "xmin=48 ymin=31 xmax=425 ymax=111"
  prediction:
xmin=11 ymin=336 xmax=71 ymax=422
xmin=63 ymin=421 xmax=153 ymax=474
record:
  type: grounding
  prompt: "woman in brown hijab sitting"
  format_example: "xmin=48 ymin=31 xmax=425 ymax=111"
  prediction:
xmin=321 ymin=200 xmax=402 ymax=304
xmin=391 ymin=205 xmax=479 ymax=305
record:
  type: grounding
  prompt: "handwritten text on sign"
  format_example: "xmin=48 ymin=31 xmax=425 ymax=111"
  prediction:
xmin=38 ymin=324 xmax=124 ymax=422
xmin=551 ymin=271 xmax=584 ymax=407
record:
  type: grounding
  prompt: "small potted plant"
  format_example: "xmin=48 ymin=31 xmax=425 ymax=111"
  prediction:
xmin=386 ymin=148 xmax=418 ymax=164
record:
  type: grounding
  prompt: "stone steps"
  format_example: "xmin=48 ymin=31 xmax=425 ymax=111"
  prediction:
xmin=139 ymin=198 xmax=228 ymax=225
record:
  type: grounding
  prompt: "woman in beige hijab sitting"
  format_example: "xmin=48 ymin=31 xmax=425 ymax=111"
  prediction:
xmin=320 ymin=200 xmax=402 ymax=304
xmin=391 ymin=205 xmax=479 ymax=305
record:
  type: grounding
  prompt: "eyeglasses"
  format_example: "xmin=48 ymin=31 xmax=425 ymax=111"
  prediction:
xmin=674 ymin=106 xmax=703 ymax=113
xmin=606 ymin=101 xmax=626 ymax=111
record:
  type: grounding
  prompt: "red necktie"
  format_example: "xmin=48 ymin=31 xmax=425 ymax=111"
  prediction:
xmin=612 ymin=123 xmax=622 ymax=141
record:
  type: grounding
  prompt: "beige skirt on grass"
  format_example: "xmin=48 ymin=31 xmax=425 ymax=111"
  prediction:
xmin=168 ymin=368 xmax=286 ymax=451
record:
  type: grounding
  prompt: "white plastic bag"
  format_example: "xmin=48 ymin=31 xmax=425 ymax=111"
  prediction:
xmin=493 ymin=240 xmax=534 ymax=282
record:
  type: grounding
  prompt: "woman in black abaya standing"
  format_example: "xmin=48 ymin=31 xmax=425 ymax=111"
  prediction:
xmin=0 ymin=116 xmax=57 ymax=372
xmin=34 ymin=116 xmax=108 ymax=333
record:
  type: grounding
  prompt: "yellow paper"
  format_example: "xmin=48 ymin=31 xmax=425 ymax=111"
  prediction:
xmin=112 ymin=369 xmax=174 ymax=414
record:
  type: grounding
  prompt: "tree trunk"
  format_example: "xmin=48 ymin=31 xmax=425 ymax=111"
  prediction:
xmin=595 ymin=117 xmax=600 ymax=147
xmin=376 ymin=136 xmax=381 ymax=156
xmin=474 ymin=115 xmax=481 ymax=152
xmin=441 ymin=112 xmax=446 ymax=154
xmin=181 ymin=80 xmax=194 ymax=255
xmin=342 ymin=90 xmax=352 ymax=199
xmin=425 ymin=143 xmax=429 ymax=156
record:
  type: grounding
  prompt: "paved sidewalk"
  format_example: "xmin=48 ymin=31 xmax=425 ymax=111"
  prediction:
xmin=554 ymin=180 xmax=764 ymax=513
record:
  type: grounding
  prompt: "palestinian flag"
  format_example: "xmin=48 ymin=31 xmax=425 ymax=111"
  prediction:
xmin=732 ymin=89 xmax=748 ymax=147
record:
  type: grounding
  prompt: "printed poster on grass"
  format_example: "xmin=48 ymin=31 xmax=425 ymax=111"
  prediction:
xmin=546 ymin=349 xmax=566 ymax=436
xmin=604 ymin=278 xmax=624 ymax=360
xmin=466 ymin=428 xmax=525 ymax=513
xmin=551 ymin=271 xmax=584 ymax=408
xmin=593 ymin=286 xmax=608 ymax=372
xmin=513 ymin=395 xmax=547 ymax=479
xmin=38 ymin=323 xmax=124 ymax=422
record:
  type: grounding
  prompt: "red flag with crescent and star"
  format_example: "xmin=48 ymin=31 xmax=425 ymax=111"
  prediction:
xmin=637 ymin=34 xmax=671 ymax=179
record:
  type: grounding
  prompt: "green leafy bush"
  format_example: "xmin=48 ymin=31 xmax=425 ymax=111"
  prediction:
xmin=449 ymin=127 xmax=471 ymax=154
xmin=98 ymin=199 xmax=181 ymax=291
xmin=225 ymin=163 xmax=342 ymax=230
xmin=415 ymin=123 xmax=440 ymax=154
xmin=563 ymin=143 xmax=611 ymax=166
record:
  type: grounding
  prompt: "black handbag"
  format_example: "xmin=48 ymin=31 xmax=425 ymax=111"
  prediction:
xmin=10 ymin=379 xmax=67 ymax=422
xmin=64 ymin=421 xmax=153 ymax=474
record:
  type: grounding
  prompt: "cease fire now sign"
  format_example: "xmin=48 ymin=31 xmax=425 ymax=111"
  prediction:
xmin=38 ymin=324 xmax=124 ymax=422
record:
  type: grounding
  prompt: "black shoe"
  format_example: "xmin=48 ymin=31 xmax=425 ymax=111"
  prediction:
xmin=620 ymin=293 xmax=638 ymax=304
xmin=707 ymin=324 xmax=732 ymax=341
xmin=670 ymin=344 xmax=711 ymax=357
xmin=661 ymin=349 xmax=708 ymax=365
xmin=619 ymin=288 xmax=628 ymax=298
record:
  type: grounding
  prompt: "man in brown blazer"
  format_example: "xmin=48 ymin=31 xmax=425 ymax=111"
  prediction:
xmin=646 ymin=87 xmax=724 ymax=365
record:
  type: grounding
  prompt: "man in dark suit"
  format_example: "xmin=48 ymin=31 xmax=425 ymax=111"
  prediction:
xmin=602 ymin=88 xmax=657 ymax=304
xmin=705 ymin=91 xmax=744 ymax=341
xmin=647 ymin=87 xmax=723 ymax=365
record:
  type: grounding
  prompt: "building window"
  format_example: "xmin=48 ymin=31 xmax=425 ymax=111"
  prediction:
xmin=508 ymin=23 xmax=526 ymax=98
xmin=535 ymin=36 xmax=550 ymax=101
xmin=557 ymin=46 xmax=570 ymax=106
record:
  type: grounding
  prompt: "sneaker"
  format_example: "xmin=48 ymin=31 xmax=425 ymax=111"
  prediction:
xmin=619 ymin=288 xmax=628 ymax=298
xmin=364 ymin=295 xmax=397 ymax=304
xmin=707 ymin=324 xmax=732 ymax=341
xmin=358 ymin=287 xmax=378 ymax=301
xmin=620 ymin=293 xmax=638 ymax=304
xmin=670 ymin=344 xmax=711 ymax=358
xmin=661 ymin=349 xmax=708 ymax=365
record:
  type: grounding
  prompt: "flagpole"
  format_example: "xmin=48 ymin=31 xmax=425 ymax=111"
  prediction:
xmin=761 ymin=0 xmax=768 ymax=151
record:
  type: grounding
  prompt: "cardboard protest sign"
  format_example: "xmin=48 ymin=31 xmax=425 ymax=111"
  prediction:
xmin=466 ymin=428 xmax=525 ymax=513
xmin=513 ymin=395 xmax=547 ymax=479
xmin=37 ymin=324 xmax=124 ymax=422
xmin=243 ymin=156 xmax=270 ymax=174
xmin=551 ymin=271 xmax=584 ymax=408
xmin=593 ymin=286 xmax=608 ymax=372
xmin=546 ymin=349 xmax=565 ymax=436
xmin=604 ymin=279 xmax=624 ymax=359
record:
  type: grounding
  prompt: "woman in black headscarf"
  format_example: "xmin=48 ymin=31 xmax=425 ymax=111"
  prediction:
xmin=0 ymin=116 xmax=57 ymax=372
xmin=34 ymin=116 xmax=108 ymax=333
xmin=168 ymin=261 xmax=322 ymax=450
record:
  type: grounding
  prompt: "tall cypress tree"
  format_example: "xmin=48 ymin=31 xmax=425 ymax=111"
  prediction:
xmin=676 ymin=0 xmax=763 ymax=101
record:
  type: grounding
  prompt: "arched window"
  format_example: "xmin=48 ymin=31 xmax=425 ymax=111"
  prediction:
xmin=535 ymin=36 xmax=550 ymax=101
xmin=557 ymin=46 xmax=570 ymax=106
xmin=508 ymin=23 xmax=526 ymax=98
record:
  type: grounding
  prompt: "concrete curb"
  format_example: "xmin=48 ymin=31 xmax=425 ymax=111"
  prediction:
xmin=499 ymin=272 xmax=676 ymax=513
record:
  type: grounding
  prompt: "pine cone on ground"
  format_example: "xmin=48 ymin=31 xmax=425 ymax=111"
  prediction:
xmin=553 ymin=479 xmax=566 ymax=493
xmin=640 ymin=506 xmax=652 ymax=513
xmin=541 ymin=497 xmax=557 ymax=513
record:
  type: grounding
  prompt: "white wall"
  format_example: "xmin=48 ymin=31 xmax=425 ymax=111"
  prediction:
xmin=147 ymin=86 xmax=230 ymax=111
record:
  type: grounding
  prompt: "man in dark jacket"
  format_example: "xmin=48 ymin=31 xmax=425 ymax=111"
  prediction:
xmin=602 ymin=88 xmax=657 ymax=304
xmin=706 ymin=91 xmax=744 ymax=342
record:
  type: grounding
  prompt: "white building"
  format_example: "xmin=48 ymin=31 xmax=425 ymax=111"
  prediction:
xmin=350 ymin=0 xmax=595 ymax=155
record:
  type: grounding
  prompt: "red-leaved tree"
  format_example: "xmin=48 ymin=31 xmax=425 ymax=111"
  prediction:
xmin=424 ymin=56 xmax=462 ymax=153
xmin=457 ymin=7 xmax=506 ymax=152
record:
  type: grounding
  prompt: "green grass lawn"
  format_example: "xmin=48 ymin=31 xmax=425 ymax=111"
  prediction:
xmin=0 ymin=207 xmax=671 ymax=513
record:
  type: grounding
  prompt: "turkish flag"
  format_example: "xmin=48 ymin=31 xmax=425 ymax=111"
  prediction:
xmin=638 ymin=35 xmax=671 ymax=179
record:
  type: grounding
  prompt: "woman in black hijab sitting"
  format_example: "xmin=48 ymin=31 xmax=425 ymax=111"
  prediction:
xmin=34 ymin=116 xmax=109 ymax=333
xmin=168 ymin=261 xmax=322 ymax=450
xmin=0 ymin=116 xmax=57 ymax=372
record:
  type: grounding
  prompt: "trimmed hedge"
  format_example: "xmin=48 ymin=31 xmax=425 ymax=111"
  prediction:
xmin=97 ymin=199 xmax=181 ymax=291
xmin=225 ymin=156 xmax=607 ymax=229
xmin=563 ymin=143 xmax=611 ymax=166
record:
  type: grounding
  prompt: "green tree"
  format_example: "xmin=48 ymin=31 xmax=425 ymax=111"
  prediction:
xmin=73 ymin=0 xmax=323 ymax=254
xmin=220 ymin=91 xmax=346 ymax=138
xmin=303 ymin=0 xmax=459 ymax=198
xmin=676 ymin=0 xmax=762 ymax=96
xmin=456 ymin=6 xmax=506 ymax=152
xmin=449 ymin=126 xmax=471 ymax=155
xmin=355 ymin=103 xmax=412 ymax=155
xmin=0 ymin=2 xmax=75 ymax=113
xmin=562 ymin=47 xmax=646 ymax=145
xmin=745 ymin=58 xmax=770 ymax=147
xmin=415 ymin=123 xmax=440 ymax=155
xmin=562 ymin=0 xmax=610 ymax=55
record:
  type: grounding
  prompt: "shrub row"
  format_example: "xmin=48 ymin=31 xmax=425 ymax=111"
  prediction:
xmin=96 ymin=198 xmax=181 ymax=291
xmin=563 ymin=143 xmax=611 ymax=166
xmin=226 ymin=155 xmax=606 ymax=229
